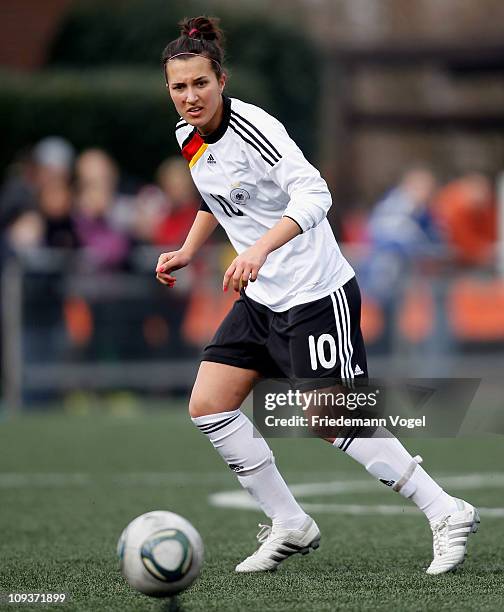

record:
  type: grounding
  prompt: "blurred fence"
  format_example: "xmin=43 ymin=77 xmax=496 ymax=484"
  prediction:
xmin=1 ymin=243 xmax=504 ymax=413
xmin=1 ymin=244 xmax=234 ymax=412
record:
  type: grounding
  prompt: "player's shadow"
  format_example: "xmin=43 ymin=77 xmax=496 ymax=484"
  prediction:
xmin=161 ymin=597 xmax=184 ymax=612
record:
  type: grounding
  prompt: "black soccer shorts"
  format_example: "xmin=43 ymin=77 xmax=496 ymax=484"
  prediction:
xmin=202 ymin=276 xmax=368 ymax=387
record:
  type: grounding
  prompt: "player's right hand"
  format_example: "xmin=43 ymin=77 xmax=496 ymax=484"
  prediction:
xmin=156 ymin=250 xmax=191 ymax=287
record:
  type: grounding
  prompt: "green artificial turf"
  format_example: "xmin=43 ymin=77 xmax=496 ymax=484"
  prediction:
xmin=0 ymin=407 xmax=503 ymax=611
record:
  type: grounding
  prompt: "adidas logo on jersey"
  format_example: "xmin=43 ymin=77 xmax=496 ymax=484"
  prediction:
xmin=354 ymin=363 xmax=364 ymax=375
xmin=207 ymin=153 xmax=217 ymax=164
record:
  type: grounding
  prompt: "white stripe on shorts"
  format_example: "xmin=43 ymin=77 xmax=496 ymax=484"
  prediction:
xmin=335 ymin=289 xmax=351 ymax=381
xmin=330 ymin=292 xmax=347 ymax=382
xmin=338 ymin=286 xmax=355 ymax=381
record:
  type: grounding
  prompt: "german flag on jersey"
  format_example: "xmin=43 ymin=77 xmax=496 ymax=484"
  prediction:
xmin=181 ymin=129 xmax=208 ymax=169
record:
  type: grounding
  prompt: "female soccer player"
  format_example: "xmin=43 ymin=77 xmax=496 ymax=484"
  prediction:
xmin=156 ymin=16 xmax=479 ymax=574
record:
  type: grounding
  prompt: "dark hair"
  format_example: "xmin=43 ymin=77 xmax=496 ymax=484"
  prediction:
xmin=162 ymin=16 xmax=225 ymax=79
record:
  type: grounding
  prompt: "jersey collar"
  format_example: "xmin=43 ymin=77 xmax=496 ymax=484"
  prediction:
xmin=200 ymin=95 xmax=231 ymax=144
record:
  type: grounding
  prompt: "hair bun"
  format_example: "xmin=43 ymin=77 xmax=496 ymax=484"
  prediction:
xmin=163 ymin=15 xmax=225 ymax=76
xmin=180 ymin=16 xmax=223 ymax=45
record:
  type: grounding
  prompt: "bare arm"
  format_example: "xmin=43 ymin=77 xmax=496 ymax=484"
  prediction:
xmin=222 ymin=216 xmax=301 ymax=292
xmin=180 ymin=210 xmax=219 ymax=258
xmin=156 ymin=210 xmax=218 ymax=286
xmin=255 ymin=216 xmax=302 ymax=255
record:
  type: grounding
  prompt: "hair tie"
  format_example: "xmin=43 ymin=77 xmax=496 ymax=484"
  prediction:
xmin=188 ymin=28 xmax=199 ymax=37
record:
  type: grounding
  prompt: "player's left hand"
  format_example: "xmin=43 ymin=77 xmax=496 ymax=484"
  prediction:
xmin=223 ymin=246 xmax=267 ymax=292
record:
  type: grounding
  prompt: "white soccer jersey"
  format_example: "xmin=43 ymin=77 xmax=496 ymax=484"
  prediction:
xmin=176 ymin=96 xmax=354 ymax=311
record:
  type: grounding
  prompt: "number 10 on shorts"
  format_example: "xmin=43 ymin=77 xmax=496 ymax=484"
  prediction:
xmin=308 ymin=334 xmax=337 ymax=370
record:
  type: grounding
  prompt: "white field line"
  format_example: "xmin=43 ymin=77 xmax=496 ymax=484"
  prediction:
xmin=289 ymin=473 xmax=504 ymax=496
xmin=209 ymin=472 xmax=504 ymax=518
xmin=2 ymin=471 xmax=504 ymax=517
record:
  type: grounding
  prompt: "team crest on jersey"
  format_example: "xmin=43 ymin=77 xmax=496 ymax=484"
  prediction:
xmin=230 ymin=187 xmax=250 ymax=204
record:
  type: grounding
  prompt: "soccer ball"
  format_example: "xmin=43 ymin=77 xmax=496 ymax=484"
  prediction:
xmin=117 ymin=510 xmax=204 ymax=597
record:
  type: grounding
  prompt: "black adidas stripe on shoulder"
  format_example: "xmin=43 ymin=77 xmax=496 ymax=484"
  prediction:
xmin=229 ymin=120 xmax=276 ymax=167
xmin=230 ymin=110 xmax=282 ymax=160
xmin=175 ymin=120 xmax=189 ymax=132
xmin=229 ymin=116 xmax=280 ymax=166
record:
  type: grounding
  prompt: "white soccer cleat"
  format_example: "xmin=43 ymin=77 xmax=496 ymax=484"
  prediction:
xmin=426 ymin=498 xmax=480 ymax=575
xmin=235 ymin=516 xmax=320 ymax=573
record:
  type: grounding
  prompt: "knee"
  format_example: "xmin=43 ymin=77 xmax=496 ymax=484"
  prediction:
xmin=188 ymin=394 xmax=206 ymax=418
xmin=188 ymin=383 xmax=247 ymax=418
xmin=188 ymin=389 xmax=220 ymax=418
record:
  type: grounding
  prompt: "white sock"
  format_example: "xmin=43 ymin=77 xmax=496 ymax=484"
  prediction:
xmin=334 ymin=427 xmax=458 ymax=523
xmin=192 ymin=409 xmax=307 ymax=529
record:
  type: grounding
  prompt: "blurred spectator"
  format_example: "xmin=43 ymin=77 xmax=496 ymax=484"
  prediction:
xmin=74 ymin=149 xmax=130 ymax=270
xmin=33 ymin=149 xmax=81 ymax=251
xmin=358 ymin=167 xmax=441 ymax=352
xmin=432 ymin=173 xmax=497 ymax=266
xmin=153 ymin=157 xmax=199 ymax=247
xmin=33 ymin=136 xmax=74 ymax=188
xmin=130 ymin=185 xmax=168 ymax=246
xmin=368 ymin=167 xmax=439 ymax=253
xmin=361 ymin=167 xmax=440 ymax=301
xmin=0 ymin=139 xmax=76 ymax=387
xmin=39 ymin=177 xmax=78 ymax=249
xmin=0 ymin=137 xmax=74 ymax=233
